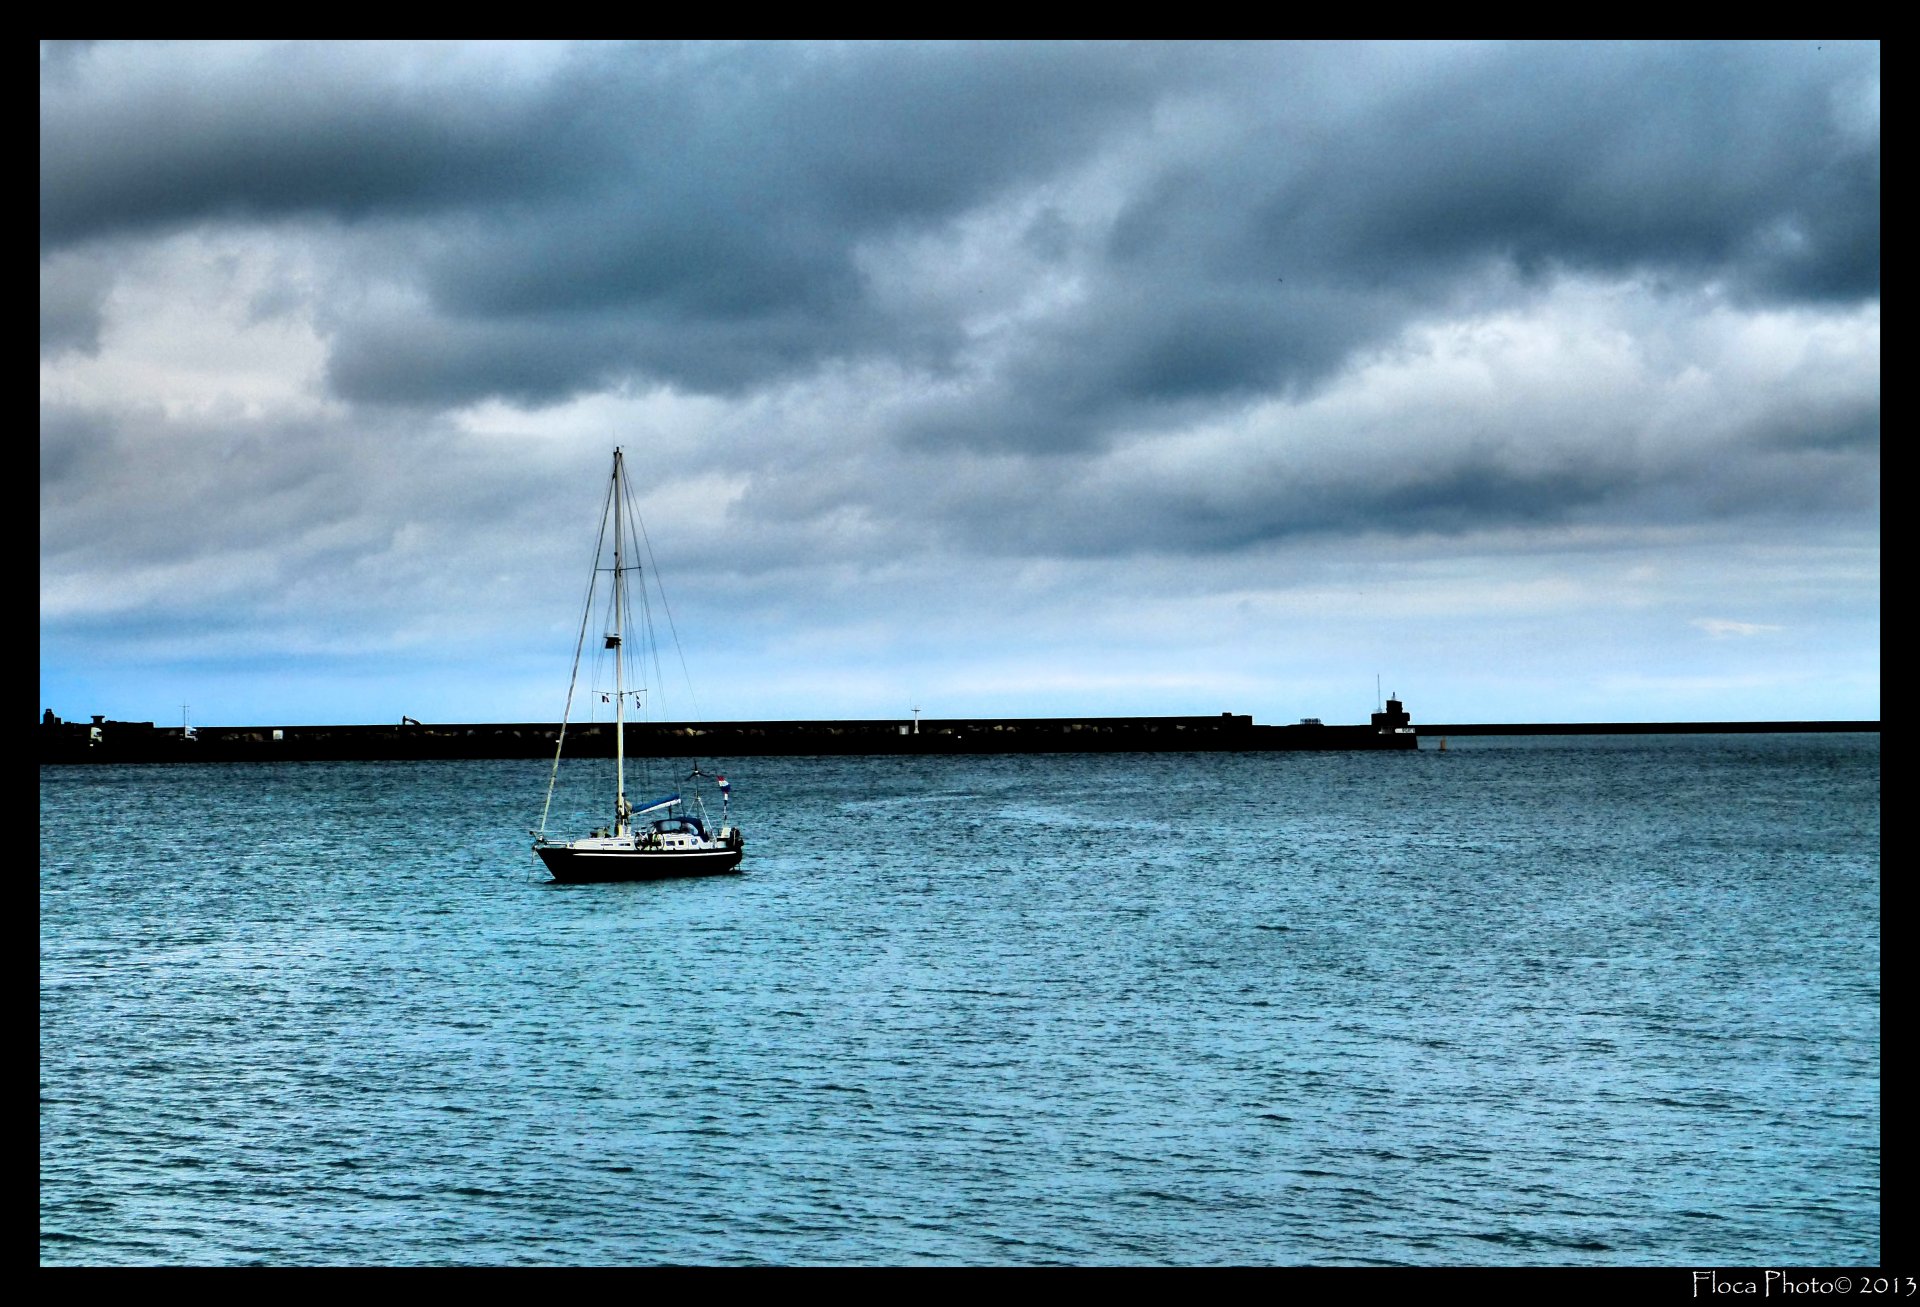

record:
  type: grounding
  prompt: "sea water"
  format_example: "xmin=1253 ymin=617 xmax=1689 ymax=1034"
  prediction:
xmin=39 ymin=734 xmax=1880 ymax=1266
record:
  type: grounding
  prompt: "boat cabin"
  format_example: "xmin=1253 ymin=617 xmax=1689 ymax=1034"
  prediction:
xmin=644 ymin=814 xmax=710 ymax=849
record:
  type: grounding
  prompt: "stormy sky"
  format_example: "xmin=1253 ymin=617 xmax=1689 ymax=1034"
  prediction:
xmin=40 ymin=40 xmax=1879 ymax=728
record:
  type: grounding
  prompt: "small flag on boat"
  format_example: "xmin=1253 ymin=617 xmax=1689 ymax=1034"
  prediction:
xmin=718 ymin=776 xmax=731 ymax=795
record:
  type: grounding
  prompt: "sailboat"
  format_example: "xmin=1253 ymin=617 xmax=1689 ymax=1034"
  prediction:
xmin=531 ymin=447 xmax=745 ymax=882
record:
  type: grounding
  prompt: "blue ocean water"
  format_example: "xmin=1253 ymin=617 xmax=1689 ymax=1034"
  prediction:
xmin=40 ymin=735 xmax=1879 ymax=1266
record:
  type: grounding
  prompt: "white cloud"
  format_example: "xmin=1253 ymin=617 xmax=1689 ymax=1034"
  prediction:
xmin=1693 ymin=618 xmax=1785 ymax=639
xmin=40 ymin=229 xmax=338 ymax=422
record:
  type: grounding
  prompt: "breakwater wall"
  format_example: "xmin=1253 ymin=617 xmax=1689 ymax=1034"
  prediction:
xmin=1418 ymin=721 xmax=1878 ymax=736
xmin=39 ymin=710 xmax=1876 ymax=764
xmin=40 ymin=712 xmax=1419 ymax=763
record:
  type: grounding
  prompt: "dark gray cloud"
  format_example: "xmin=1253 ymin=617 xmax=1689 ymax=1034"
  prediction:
xmin=41 ymin=41 xmax=1878 ymax=429
xmin=39 ymin=43 xmax=585 ymax=247
xmin=38 ymin=252 xmax=113 ymax=356
xmin=39 ymin=41 xmax=1880 ymax=726
xmin=41 ymin=43 xmax=1175 ymax=398
xmin=965 ymin=41 xmax=1880 ymax=454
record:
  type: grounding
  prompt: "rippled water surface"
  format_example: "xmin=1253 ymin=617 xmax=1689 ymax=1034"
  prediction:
xmin=40 ymin=735 xmax=1880 ymax=1265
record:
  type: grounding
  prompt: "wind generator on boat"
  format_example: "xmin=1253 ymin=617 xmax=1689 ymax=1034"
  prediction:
xmin=531 ymin=447 xmax=744 ymax=882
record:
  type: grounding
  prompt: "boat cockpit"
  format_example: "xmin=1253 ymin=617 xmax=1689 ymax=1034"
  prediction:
xmin=647 ymin=814 xmax=709 ymax=840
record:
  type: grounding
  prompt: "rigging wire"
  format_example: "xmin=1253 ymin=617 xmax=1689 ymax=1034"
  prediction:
xmin=624 ymin=462 xmax=704 ymax=724
xmin=616 ymin=454 xmax=707 ymax=808
xmin=612 ymin=471 xmax=656 ymax=801
xmin=535 ymin=456 xmax=618 ymax=839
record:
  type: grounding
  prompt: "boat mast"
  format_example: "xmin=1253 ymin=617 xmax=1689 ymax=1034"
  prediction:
xmin=612 ymin=447 xmax=628 ymax=837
